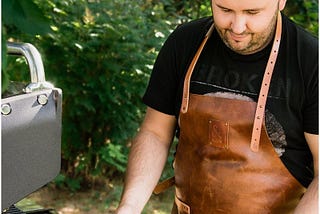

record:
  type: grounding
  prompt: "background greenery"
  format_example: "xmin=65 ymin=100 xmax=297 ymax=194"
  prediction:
xmin=2 ymin=0 xmax=318 ymax=193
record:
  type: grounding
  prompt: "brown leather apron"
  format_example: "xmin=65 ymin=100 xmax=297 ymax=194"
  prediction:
xmin=172 ymin=13 xmax=306 ymax=214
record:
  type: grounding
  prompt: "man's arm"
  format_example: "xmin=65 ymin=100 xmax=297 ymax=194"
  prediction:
xmin=294 ymin=133 xmax=318 ymax=214
xmin=116 ymin=107 xmax=177 ymax=214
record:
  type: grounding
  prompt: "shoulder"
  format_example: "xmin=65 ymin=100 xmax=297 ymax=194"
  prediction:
xmin=281 ymin=13 xmax=318 ymax=79
xmin=282 ymin=13 xmax=318 ymax=51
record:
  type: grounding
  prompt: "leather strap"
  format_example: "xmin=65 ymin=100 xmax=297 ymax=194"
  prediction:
xmin=250 ymin=12 xmax=282 ymax=152
xmin=153 ymin=176 xmax=175 ymax=194
xmin=181 ymin=24 xmax=214 ymax=113
xmin=175 ymin=195 xmax=191 ymax=214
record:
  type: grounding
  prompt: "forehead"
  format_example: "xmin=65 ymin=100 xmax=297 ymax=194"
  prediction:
xmin=213 ymin=0 xmax=276 ymax=10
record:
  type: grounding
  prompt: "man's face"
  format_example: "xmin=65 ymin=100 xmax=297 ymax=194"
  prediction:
xmin=211 ymin=0 xmax=286 ymax=55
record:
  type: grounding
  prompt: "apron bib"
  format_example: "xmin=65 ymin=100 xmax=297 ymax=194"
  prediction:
xmin=173 ymin=13 xmax=306 ymax=214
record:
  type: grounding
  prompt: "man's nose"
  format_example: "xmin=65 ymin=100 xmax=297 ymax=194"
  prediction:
xmin=231 ymin=15 xmax=247 ymax=34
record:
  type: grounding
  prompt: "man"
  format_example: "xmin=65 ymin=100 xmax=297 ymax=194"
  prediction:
xmin=116 ymin=0 xmax=318 ymax=213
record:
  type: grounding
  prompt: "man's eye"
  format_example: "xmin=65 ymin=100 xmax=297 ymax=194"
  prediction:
xmin=247 ymin=10 xmax=259 ymax=15
xmin=222 ymin=8 xmax=231 ymax=13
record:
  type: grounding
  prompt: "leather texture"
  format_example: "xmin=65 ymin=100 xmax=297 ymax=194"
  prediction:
xmin=1 ymin=88 xmax=62 ymax=209
xmin=174 ymin=95 xmax=305 ymax=213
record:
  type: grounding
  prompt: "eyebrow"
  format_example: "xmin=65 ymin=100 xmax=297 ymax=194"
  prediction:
xmin=216 ymin=3 xmax=262 ymax=12
xmin=216 ymin=4 xmax=231 ymax=10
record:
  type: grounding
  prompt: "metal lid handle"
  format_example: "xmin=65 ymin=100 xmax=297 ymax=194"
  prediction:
xmin=6 ymin=42 xmax=53 ymax=92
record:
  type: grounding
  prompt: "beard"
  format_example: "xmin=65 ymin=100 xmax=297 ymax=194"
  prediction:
xmin=215 ymin=10 xmax=278 ymax=55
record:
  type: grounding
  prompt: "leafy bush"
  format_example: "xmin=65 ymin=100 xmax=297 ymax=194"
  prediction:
xmin=34 ymin=0 xmax=175 ymax=184
xmin=284 ymin=0 xmax=318 ymax=35
xmin=2 ymin=0 xmax=51 ymax=91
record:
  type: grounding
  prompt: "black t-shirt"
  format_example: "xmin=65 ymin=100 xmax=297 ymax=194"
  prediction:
xmin=143 ymin=13 xmax=318 ymax=188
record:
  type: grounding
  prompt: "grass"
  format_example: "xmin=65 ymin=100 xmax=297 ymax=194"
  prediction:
xmin=15 ymin=179 xmax=175 ymax=214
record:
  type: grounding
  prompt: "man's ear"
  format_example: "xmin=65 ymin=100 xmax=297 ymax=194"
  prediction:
xmin=279 ymin=0 xmax=287 ymax=11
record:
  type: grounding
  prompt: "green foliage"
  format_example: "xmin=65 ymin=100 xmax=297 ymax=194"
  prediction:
xmin=1 ymin=0 xmax=51 ymax=91
xmin=99 ymin=144 xmax=127 ymax=173
xmin=161 ymin=0 xmax=211 ymax=22
xmin=284 ymin=0 xmax=318 ymax=35
xmin=1 ymin=31 xmax=9 ymax=91
xmin=2 ymin=0 xmax=51 ymax=35
xmin=36 ymin=0 xmax=173 ymax=183
xmin=53 ymin=173 xmax=82 ymax=192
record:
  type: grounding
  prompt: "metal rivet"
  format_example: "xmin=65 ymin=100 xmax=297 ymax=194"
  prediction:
xmin=37 ymin=94 xmax=48 ymax=105
xmin=1 ymin=104 xmax=12 ymax=115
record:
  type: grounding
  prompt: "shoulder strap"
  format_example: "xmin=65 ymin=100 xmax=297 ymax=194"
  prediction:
xmin=250 ymin=12 xmax=282 ymax=152
xmin=180 ymin=23 xmax=214 ymax=113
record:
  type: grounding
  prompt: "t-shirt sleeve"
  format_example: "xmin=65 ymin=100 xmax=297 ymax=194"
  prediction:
xmin=303 ymin=60 xmax=319 ymax=135
xmin=142 ymin=32 xmax=180 ymax=115
xmin=301 ymin=30 xmax=319 ymax=135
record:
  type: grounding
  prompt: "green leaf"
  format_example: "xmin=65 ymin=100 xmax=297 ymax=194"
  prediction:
xmin=2 ymin=0 xmax=51 ymax=35
xmin=2 ymin=28 xmax=7 ymax=71
xmin=1 ymin=70 xmax=9 ymax=93
xmin=1 ymin=30 xmax=9 ymax=93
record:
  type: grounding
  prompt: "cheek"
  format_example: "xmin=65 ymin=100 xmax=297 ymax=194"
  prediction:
xmin=246 ymin=17 xmax=271 ymax=32
xmin=246 ymin=23 xmax=268 ymax=33
xmin=213 ymin=12 xmax=232 ymax=29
